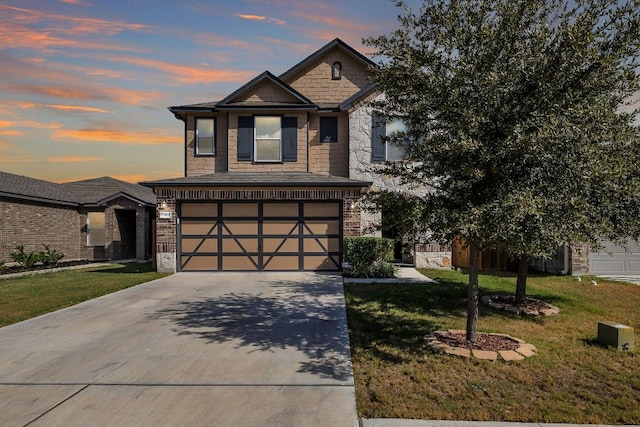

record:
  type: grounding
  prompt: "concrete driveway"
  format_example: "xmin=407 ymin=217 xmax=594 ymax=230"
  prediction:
xmin=0 ymin=272 xmax=358 ymax=426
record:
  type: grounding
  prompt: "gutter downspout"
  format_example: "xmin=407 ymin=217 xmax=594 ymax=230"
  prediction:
xmin=306 ymin=112 xmax=310 ymax=172
xmin=561 ymin=244 xmax=570 ymax=275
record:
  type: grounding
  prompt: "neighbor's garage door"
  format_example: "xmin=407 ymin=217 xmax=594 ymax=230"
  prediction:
xmin=589 ymin=240 xmax=640 ymax=275
xmin=179 ymin=201 xmax=342 ymax=271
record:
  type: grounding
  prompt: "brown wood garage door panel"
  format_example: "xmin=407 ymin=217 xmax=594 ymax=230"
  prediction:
xmin=179 ymin=201 xmax=341 ymax=272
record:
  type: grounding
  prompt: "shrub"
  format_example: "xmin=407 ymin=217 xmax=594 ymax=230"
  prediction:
xmin=9 ymin=245 xmax=42 ymax=269
xmin=370 ymin=261 xmax=398 ymax=278
xmin=343 ymin=236 xmax=396 ymax=278
xmin=40 ymin=244 xmax=64 ymax=267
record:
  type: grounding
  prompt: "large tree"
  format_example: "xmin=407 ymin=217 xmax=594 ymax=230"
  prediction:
xmin=365 ymin=0 xmax=640 ymax=341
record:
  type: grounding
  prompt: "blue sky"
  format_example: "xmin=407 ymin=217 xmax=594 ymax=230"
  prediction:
xmin=0 ymin=0 xmax=410 ymax=183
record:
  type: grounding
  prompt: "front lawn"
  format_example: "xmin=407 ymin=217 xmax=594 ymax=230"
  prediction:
xmin=0 ymin=262 xmax=170 ymax=327
xmin=345 ymin=269 xmax=640 ymax=424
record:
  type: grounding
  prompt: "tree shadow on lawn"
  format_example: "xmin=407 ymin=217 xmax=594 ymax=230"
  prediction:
xmin=88 ymin=262 xmax=156 ymax=274
xmin=151 ymin=275 xmax=352 ymax=382
xmin=344 ymin=279 xmax=469 ymax=363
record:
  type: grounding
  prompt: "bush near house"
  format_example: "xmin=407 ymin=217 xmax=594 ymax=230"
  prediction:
xmin=7 ymin=244 xmax=65 ymax=270
xmin=40 ymin=244 xmax=64 ymax=267
xmin=9 ymin=245 xmax=42 ymax=269
xmin=344 ymin=236 xmax=398 ymax=278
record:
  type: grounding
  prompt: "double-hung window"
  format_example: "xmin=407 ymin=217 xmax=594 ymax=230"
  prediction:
xmin=196 ymin=118 xmax=215 ymax=156
xmin=254 ymin=116 xmax=282 ymax=162
xmin=385 ymin=118 xmax=407 ymax=161
xmin=238 ymin=115 xmax=297 ymax=163
xmin=87 ymin=212 xmax=105 ymax=246
xmin=372 ymin=113 xmax=408 ymax=162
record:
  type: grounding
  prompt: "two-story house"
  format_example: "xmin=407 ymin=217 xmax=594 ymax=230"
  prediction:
xmin=144 ymin=39 xmax=381 ymax=272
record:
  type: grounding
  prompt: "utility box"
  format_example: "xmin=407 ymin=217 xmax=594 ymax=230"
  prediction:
xmin=597 ymin=321 xmax=635 ymax=351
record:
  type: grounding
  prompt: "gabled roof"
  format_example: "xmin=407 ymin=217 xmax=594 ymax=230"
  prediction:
xmin=168 ymin=38 xmax=379 ymax=120
xmin=169 ymin=71 xmax=316 ymax=120
xmin=142 ymin=172 xmax=371 ymax=188
xmin=279 ymin=38 xmax=377 ymax=82
xmin=0 ymin=171 xmax=155 ymax=208
xmin=216 ymin=71 xmax=315 ymax=110
xmin=62 ymin=176 xmax=156 ymax=206
xmin=0 ymin=171 xmax=78 ymax=206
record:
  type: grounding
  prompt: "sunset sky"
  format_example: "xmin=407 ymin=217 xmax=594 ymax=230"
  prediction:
xmin=1 ymin=1 xmax=637 ymax=184
xmin=0 ymin=0 xmax=411 ymax=183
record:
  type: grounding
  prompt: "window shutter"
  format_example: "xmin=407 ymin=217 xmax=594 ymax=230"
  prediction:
xmin=237 ymin=116 xmax=253 ymax=161
xmin=282 ymin=117 xmax=298 ymax=162
xmin=371 ymin=112 xmax=386 ymax=161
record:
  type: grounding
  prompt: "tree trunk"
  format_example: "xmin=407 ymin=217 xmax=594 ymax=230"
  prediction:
xmin=515 ymin=254 xmax=528 ymax=304
xmin=466 ymin=243 xmax=480 ymax=342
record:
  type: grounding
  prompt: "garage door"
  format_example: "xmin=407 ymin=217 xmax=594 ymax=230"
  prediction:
xmin=179 ymin=201 xmax=342 ymax=271
xmin=589 ymin=240 xmax=640 ymax=275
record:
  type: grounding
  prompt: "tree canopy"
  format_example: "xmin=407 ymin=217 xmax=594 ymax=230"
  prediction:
xmin=365 ymin=0 xmax=640 ymax=340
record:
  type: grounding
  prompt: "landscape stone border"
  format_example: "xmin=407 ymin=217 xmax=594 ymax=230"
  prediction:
xmin=481 ymin=295 xmax=560 ymax=316
xmin=425 ymin=330 xmax=537 ymax=361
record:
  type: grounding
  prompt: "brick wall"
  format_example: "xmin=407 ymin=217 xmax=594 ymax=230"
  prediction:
xmin=0 ymin=199 xmax=83 ymax=261
xmin=0 ymin=197 xmax=153 ymax=264
xmin=571 ymin=243 xmax=590 ymax=274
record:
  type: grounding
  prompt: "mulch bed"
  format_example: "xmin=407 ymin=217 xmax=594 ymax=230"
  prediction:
xmin=0 ymin=260 xmax=104 ymax=276
xmin=481 ymin=294 xmax=560 ymax=316
xmin=432 ymin=330 xmax=521 ymax=352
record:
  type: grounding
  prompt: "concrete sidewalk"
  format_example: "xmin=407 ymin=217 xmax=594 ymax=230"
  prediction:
xmin=0 ymin=272 xmax=358 ymax=426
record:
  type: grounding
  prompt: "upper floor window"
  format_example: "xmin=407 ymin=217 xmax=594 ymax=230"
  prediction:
xmin=238 ymin=116 xmax=298 ymax=163
xmin=254 ymin=116 xmax=282 ymax=162
xmin=371 ymin=113 xmax=408 ymax=162
xmin=196 ymin=118 xmax=215 ymax=156
xmin=332 ymin=62 xmax=342 ymax=80
xmin=385 ymin=118 xmax=407 ymax=161
xmin=87 ymin=212 xmax=105 ymax=246
xmin=320 ymin=117 xmax=338 ymax=143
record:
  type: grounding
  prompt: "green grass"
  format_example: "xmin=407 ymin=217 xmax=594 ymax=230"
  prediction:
xmin=345 ymin=269 xmax=640 ymax=424
xmin=0 ymin=262 xmax=170 ymax=327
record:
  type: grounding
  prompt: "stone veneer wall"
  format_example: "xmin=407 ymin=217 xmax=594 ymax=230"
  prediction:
xmin=348 ymin=95 xmax=452 ymax=268
xmin=153 ymin=187 xmax=364 ymax=272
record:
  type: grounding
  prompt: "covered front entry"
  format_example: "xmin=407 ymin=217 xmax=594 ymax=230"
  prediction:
xmin=179 ymin=201 xmax=342 ymax=271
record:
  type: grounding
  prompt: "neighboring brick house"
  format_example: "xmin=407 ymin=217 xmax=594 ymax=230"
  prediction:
xmin=0 ymin=172 xmax=155 ymax=263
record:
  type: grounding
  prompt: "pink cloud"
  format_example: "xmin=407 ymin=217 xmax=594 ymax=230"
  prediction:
xmin=47 ymin=155 xmax=105 ymax=162
xmin=58 ymin=0 xmax=94 ymax=5
xmin=0 ymin=154 xmax=36 ymax=164
xmin=107 ymin=56 xmax=256 ymax=84
xmin=51 ymin=128 xmax=181 ymax=145
xmin=45 ymin=104 xmax=112 ymax=113
xmin=0 ymin=130 xmax=23 ymax=137
xmin=236 ymin=13 xmax=286 ymax=25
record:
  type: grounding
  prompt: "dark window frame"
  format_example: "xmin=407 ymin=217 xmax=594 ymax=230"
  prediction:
xmin=331 ymin=61 xmax=342 ymax=80
xmin=319 ymin=116 xmax=338 ymax=143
